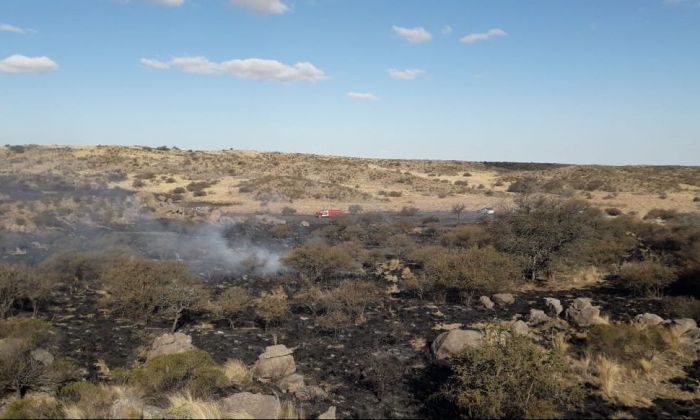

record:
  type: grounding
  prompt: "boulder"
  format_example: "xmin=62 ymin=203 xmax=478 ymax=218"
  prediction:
xmin=318 ymin=406 xmax=336 ymax=420
xmin=277 ymin=373 xmax=305 ymax=393
xmin=301 ymin=221 xmax=310 ymax=227
xmin=492 ymin=293 xmax=515 ymax=306
xmin=511 ymin=320 xmax=529 ymax=336
xmin=528 ymin=309 xmax=550 ymax=326
xmin=295 ymin=385 xmax=328 ymax=402
xmin=30 ymin=349 xmax=54 ymax=366
xmin=632 ymin=313 xmax=665 ymax=329
xmin=669 ymin=319 xmax=700 ymax=339
xmin=146 ymin=332 xmax=194 ymax=360
xmin=221 ymin=392 xmax=281 ymax=419
xmin=479 ymin=296 xmax=495 ymax=310
xmin=431 ymin=329 xmax=483 ymax=360
xmin=544 ymin=298 xmax=563 ymax=317
xmin=565 ymin=298 xmax=607 ymax=327
xmin=253 ymin=344 xmax=296 ymax=380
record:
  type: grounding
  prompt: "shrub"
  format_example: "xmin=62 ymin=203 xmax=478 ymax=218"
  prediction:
xmin=616 ymin=261 xmax=676 ymax=296
xmin=282 ymin=242 xmax=361 ymax=281
xmin=222 ymin=359 xmax=250 ymax=385
xmin=348 ymin=204 xmax=364 ymax=215
xmin=442 ymin=331 xmax=578 ymax=418
xmin=172 ymin=187 xmax=186 ymax=194
xmin=1 ymin=393 xmax=63 ymax=419
xmin=254 ymin=288 xmax=289 ymax=329
xmin=186 ymin=181 xmax=211 ymax=192
xmin=644 ymin=208 xmax=677 ymax=221
xmin=586 ymin=324 xmax=674 ymax=366
xmin=0 ymin=265 xmax=27 ymax=318
xmin=281 ymin=206 xmax=297 ymax=216
xmin=507 ymin=178 xmax=537 ymax=193
xmin=210 ymin=286 xmax=250 ymax=330
xmin=694 ymin=197 xmax=700 ymax=203
xmin=661 ymin=296 xmax=700 ymax=320
xmin=129 ymin=350 xmax=226 ymax=398
xmin=604 ymin=208 xmax=622 ymax=216
xmin=399 ymin=206 xmax=418 ymax=217
xmin=451 ymin=203 xmax=466 ymax=219
xmin=330 ymin=280 xmax=383 ymax=323
xmin=131 ymin=179 xmax=145 ymax=188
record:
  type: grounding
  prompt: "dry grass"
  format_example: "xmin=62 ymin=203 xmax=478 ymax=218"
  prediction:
xmin=552 ymin=333 xmax=570 ymax=355
xmin=222 ymin=359 xmax=251 ymax=385
xmin=279 ymin=400 xmax=305 ymax=419
xmin=167 ymin=392 xmax=225 ymax=419
xmin=595 ymin=355 xmax=621 ymax=400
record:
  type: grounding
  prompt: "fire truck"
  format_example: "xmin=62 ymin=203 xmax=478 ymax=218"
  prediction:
xmin=315 ymin=208 xmax=344 ymax=218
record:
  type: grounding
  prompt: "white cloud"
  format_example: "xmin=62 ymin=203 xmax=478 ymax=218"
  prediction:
xmin=140 ymin=56 xmax=326 ymax=81
xmin=229 ymin=0 xmax=289 ymax=14
xmin=441 ymin=25 xmax=453 ymax=35
xmin=0 ymin=23 xmax=31 ymax=34
xmin=392 ymin=25 xmax=432 ymax=43
xmin=460 ymin=28 xmax=507 ymax=43
xmin=0 ymin=55 xmax=58 ymax=74
xmin=387 ymin=68 xmax=425 ymax=80
xmin=148 ymin=0 xmax=184 ymax=5
xmin=347 ymin=92 xmax=379 ymax=101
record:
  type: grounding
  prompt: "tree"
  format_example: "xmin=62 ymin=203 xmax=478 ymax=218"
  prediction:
xmin=0 ymin=265 xmax=24 ymax=319
xmin=254 ymin=288 xmax=289 ymax=330
xmin=211 ymin=286 xmax=251 ymax=330
xmin=451 ymin=203 xmax=466 ymax=220
xmin=282 ymin=242 xmax=361 ymax=281
xmin=163 ymin=276 xmax=208 ymax=333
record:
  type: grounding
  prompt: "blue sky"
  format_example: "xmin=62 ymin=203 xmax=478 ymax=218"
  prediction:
xmin=1 ymin=0 xmax=699 ymax=165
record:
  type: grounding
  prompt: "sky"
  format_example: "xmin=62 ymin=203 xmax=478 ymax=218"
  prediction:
xmin=1 ymin=0 xmax=699 ymax=165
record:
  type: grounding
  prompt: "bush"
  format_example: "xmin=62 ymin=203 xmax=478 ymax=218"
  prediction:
xmin=281 ymin=206 xmax=297 ymax=216
xmin=172 ymin=187 xmax=186 ymax=194
xmin=661 ymin=296 xmax=700 ymax=320
xmin=644 ymin=208 xmax=677 ymax=221
xmin=129 ymin=350 xmax=226 ymax=398
xmin=1 ymin=393 xmax=63 ymax=419
xmin=411 ymin=246 xmax=521 ymax=294
xmin=329 ymin=280 xmax=383 ymax=323
xmin=131 ymin=179 xmax=145 ymax=188
xmin=254 ymin=288 xmax=289 ymax=329
xmin=615 ymin=261 xmax=676 ymax=296
xmin=186 ymin=181 xmax=211 ymax=192
xmin=211 ymin=286 xmax=250 ymax=329
xmin=399 ymin=206 xmax=418 ymax=217
xmin=586 ymin=324 xmax=674 ymax=366
xmin=348 ymin=204 xmax=364 ymax=215
xmin=442 ymin=331 xmax=578 ymax=418
xmin=283 ymin=242 xmax=361 ymax=281
xmin=604 ymin=208 xmax=622 ymax=216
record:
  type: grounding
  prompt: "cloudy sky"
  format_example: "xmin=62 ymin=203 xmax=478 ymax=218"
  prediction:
xmin=1 ymin=0 xmax=699 ymax=164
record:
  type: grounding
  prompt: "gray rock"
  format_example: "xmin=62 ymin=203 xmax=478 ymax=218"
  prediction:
xmin=528 ymin=309 xmax=550 ymax=326
xmin=253 ymin=344 xmax=296 ymax=380
xmin=632 ymin=313 xmax=665 ymax=329
xmin=479 ymin=296 xmax=495 ymax=310
xmin=146 ymin=332 xmax=194 ymax=360
xmin=431 ymin=329 xmax=483 ymax=360
xmin=318 ymin=406 xmax=336 ymax=420
xmin=565 ymin=298 xmax=607 ymax=327
xmin=30 ymin=348 xmax=54 ymax=366
xmin=295 ymin=385 xmax=328 ymax=402
xmin=511 ymin=320 xmax=529 ymax=336
xmin=277 ymin=373 xmax=305 ymax=393
xmin=492 ymin=293 xmax=515 ymax=306
xmin=221 ymin=392 xmax=281 ymax=419
xmin=544 ymin=298 xmax=563 ymax=317
xmin=669 ymin=318 xmax=700 ymax=339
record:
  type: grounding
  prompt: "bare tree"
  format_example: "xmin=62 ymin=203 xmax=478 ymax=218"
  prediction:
xmin=451 ymin=203 xmax=467 ymax=220
xmin=210 ymin=286 xmax=250 ymax=330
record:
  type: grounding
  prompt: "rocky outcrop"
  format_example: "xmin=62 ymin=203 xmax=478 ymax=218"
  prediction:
xmin=479 ymin=296 xmax=495 ymax=310
xmin=528 ymin=309 xmax=550 ymax=326
xmin=632 ymin=313 xmax=665 ymax=329
xmin=146 ymin=332 xmax=194 ymax=360
xmin=565 ymin=298 xmax=607 ymax=327
xmin=30 ymin=348 xmax=54 ymax=366
xmin=511 ymin=320 xmax=529 ymax=336
xmin=278 ymin=373 xmax=305 ymax=393
xmin=295 ymin=385 xmax=328 ymax=402
xmin=253 ymin=344 xmax=296 ymax=380
xmin=669 ymin=318 xmax=700 ymax=341
xmin=492 ymin=293 xmax=515 ymax=306
xmin=431 ymin=329 xmax=483 ymax=360
xmin=544 ymin=298 xmax=563 ymax=317
xmin=221 ymin=392 xmax=281 ymax=419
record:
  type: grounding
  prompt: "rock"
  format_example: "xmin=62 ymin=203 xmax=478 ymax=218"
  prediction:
xmin=669 ymin=319 xmax=700 ymax=339
xmin=277 ymin=373 xmax=305 ymax=393
xmin=632 ymin=313 xmax=665 ymax=329
xmin=431 ymin=329 xmax=483 ymax=360
xmin=30 ymin=349 xmax=54 ymax=366
xmin=146 ymin=332 xmax=194 ymax=360
xmin=318 ymin=406 xmax=336 ymax=420
xmin=511 ymin=320 xmax=529 ymax=336
xmin=528 ymin=309 xmax=550 ymax=326
xmin=479 ymin=296 xmax=495 ymax=310
xmin=544 ymin=298 xmax=563 ymax=317
xmin=221 ymin=392 xmax=281 ymax=419
xmin=301 ymin=220 xmax=310 ymax=227
xmin=295 ymin=385 xmax=328 ymax=402
xmin=253 ymin=344 xmax=296 ymax=380
xmin=565 ymin=298 xmax=607 ymax=327
xmin=492 ymin=293 xmax=515 ymax=306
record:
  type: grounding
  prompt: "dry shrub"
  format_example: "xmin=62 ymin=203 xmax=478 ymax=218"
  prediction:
xmin=254 ymin=288 xmax=289 ymax=329
xmin=59 ymin=382 xmax=141 ymax=419
xmin=211 ymin=286 xmax=251 ymax=330
xmin=0 ymin=264 xmax=55 ymax=318
xmin=129 ymin=350 xmax=227 ymax=398
xmin=442 ymin=331 xmax=580 ymax=418
xmin=282 ymin=242 xmax=361 ymax=281
xmin=167 ymin=392 xmax=227 ymax=419
xmin=279 ymin=400 xmax=305 ymax=419
xmin=661 ymin=296 xmax=700 ymax=319
xmin=330 ymin=280 xmax=384 ymax=323
xmin=222 ymin=359 xmax=250 ymax=385
xmin=586 ymin=324 xmax=674 ymax=366
xmin=615 ymin=261 xmax=676 ymax=296
xmin=1 ymin=393 xmax=63 ymax=419
xmin=594 ymin=355 xmax=621 ymax=400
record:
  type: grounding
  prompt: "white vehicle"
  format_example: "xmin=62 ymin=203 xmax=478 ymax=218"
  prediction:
xmin=479 ymin=207 xmax=495 ymax=215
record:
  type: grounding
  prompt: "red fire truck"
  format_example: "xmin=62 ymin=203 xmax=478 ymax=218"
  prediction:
xmin=315 ymin=208 xmax=344 ymax=218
